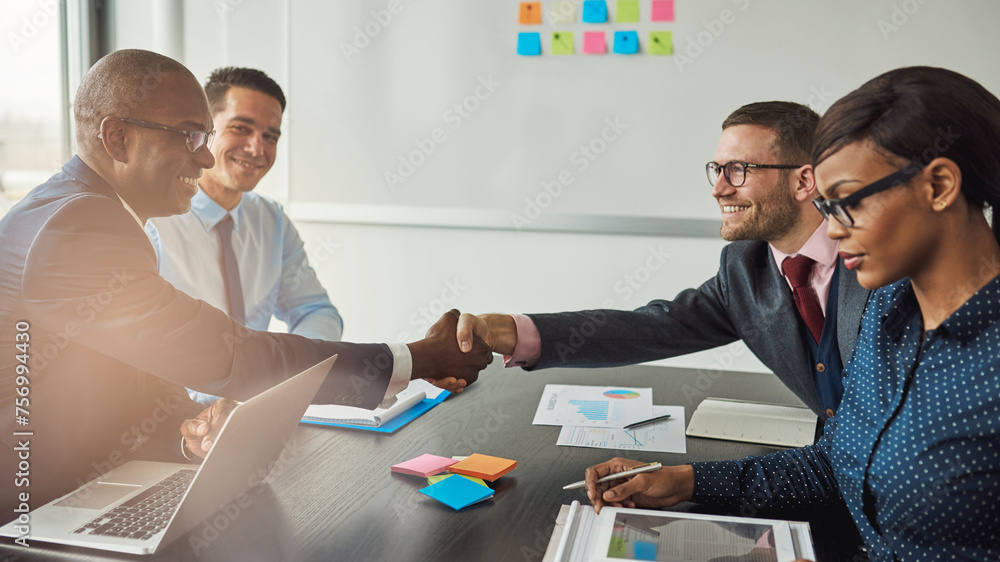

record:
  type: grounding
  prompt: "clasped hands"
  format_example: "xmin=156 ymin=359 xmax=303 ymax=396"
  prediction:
xmin=179 ymin=309 xmax=495 ymax=459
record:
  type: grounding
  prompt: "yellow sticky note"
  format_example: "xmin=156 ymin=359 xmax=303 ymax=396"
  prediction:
xmin=551 ymin=32 xmax=574 ymax=55
xmin=649 ymin=31 xmax=673 ymax=55
xmin=549 ymin=0 xmax=577 ymax=23
xmin=616 ymin=0 xmax=639 ymax=23
xmin=427 ymin=473 xmax=489 ymax=488
xmin=519 ymin=2 xmax=542 ymax=24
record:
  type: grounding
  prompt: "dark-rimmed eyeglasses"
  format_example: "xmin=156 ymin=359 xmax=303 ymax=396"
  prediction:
xmin=706 ymin=161 xmax=804 ymax=188
xmin=812 ymin=163 xmax=922 ymax=228
xmin=114 ymin=117 xmax=215 ymax=153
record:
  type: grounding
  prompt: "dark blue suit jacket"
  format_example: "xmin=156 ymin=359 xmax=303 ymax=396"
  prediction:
xmin=0 ymin=157 xmax=392 ymax=514
xmin=528 ymin=239 xmax=870 ymax=415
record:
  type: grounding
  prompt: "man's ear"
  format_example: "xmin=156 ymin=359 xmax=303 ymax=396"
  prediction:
xmin=791 ymin=164 xmax=817 ymax=203
xmin=98 ymin=117 xmax=129 ymax=163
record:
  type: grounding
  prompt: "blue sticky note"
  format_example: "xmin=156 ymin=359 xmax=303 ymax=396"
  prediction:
xmin=582 ymin=0 xmax=608 ymax=23
xmin=517 ymin=32 xmax=542 ymax=56
xmin=613 ymin=31 xmax=639 ymax=54
xmin=419 ymin=473 xmax=494 ymax=510
xmin=633 ymin=541 xmax=657 ymax=560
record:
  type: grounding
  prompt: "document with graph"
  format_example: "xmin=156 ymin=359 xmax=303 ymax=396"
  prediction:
xmin=532 ymin=384 xmax=653 ymax=429
xmin=556 ymin=406 xmax=686 ymax=454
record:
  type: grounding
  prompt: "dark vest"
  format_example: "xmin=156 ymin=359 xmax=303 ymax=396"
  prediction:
xmin=804 ymin=264 xmax=845 ymax=416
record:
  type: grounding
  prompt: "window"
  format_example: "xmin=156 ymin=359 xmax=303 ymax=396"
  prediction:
xmin=1 ymin=0 xmax=68 ymax=212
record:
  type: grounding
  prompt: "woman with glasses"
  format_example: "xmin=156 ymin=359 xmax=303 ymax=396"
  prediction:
xmin=584 ymin=66 xmax=1000 ymax=561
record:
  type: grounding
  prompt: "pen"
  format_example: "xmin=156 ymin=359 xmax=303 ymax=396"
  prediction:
xmin=622 ymin=414 xmax=672 ymax=430
xmin=562 ymin=462 xmax=662 ymax=490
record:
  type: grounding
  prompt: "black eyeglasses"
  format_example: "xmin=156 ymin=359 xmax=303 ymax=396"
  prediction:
xmin=812 ymin=163 xmax=922 ymax=228
xmin=114 ymin=117 xmax=215 ymax=153
xmin=706 ymin=161 xmax=804 ymax=188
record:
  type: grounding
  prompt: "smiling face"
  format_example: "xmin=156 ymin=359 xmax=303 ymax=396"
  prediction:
xmin=711 ymin=124 xmax=800 ymax=244
xmin=117 ymin=72 xmax=216 ymax=220
xmin=199 ymin=86 xmax=282 ymax=209
xmin=815 ymin=141 xmax=935 ymax=290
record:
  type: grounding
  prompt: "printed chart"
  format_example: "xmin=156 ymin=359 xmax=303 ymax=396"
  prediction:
xmin=532 ymin=384 xmax=653 ymax=428
xmin=557 ymin=405 xmax=686 ymax=453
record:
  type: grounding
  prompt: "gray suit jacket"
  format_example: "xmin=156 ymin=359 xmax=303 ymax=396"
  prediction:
xmin=528 ymin=239 xmax=870 ymax=415
xmin=0 ymin=157 xmax=393 ymax=514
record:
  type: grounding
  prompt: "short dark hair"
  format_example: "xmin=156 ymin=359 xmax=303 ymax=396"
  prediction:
xmin=813 ymin=66 xmax=1000 ymax=243
xmin=722 ymin=101 xmax=820 ymax=165
xmin=204 ymin=67 xmax=286 ymax=115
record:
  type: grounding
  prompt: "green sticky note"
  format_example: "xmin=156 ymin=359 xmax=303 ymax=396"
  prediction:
xmin=551 ymin=32 xmax=574 ymax=55
xmin=427 ymin=473 xmax=489 ymax=488
xmin=616 ymin=0 xmax=639 ymax=22
xmin=649 ymin=31 xmax=673 ymax=55
xmin=608 ymin=536 xmax=628 ymax=557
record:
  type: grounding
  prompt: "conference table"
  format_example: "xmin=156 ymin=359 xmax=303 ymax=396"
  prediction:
xmin=0 ymin=363 xmax=839 ymax=561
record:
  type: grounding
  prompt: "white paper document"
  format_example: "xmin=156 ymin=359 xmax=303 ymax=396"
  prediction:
xmin=557 ymin=406 xmax=686 ymax=454
xmin=685 ymin=398 xmax=817 ymax=448
xmin=302 ymin=379 xmax=444 ymax=426
xmin=533 ymin=384 xmax=654 ymax=429
xmin=544 ymin=504 xmax=815 ymax=562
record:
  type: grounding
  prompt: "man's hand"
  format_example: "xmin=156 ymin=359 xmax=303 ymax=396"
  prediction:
xmin=424 ymin=377 xmax=468 ymax=394
xmin=179 ymin=398 xmax=237 ymax=459
xmin=456 ymin=313 xmax=517 ymax=355
xmin=583 ymin=457 xmax=695 ymax=513
xmin=408 ymin=310 xmax=493 ymax=387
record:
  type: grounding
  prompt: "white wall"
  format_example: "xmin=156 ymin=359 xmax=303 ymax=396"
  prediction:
xmin=290 ymin=219 xmax=759 ymax=373
xmin=107 ymin=0 xmax=1000 ymax=374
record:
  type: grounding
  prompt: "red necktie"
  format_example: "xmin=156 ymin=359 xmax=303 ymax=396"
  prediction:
xmin=782 ymin=255 xmax=824 ymax=343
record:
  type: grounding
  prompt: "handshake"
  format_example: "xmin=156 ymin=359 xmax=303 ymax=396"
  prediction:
xmin=181 ymin=311 xmax=516 ymax=459
xmin=407 ymin=311 xmax=517 ymax=393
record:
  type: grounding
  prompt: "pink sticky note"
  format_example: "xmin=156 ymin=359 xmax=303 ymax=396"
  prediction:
xmin=391 ymin=454 xmax=458 ymax=478
xmin=583 ymin=31 xmax=606 ymax=54
xmin=651 ymin=0 xmax=674 ymax=22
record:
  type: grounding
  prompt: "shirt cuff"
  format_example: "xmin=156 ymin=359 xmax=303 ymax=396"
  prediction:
xmin=503 ymin=314 xmax=542 ymax=369
xmin=379 ymin=342 xmax=412 ymax=408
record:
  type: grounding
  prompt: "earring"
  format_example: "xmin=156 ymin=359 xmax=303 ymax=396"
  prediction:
xmin=936 ymin=201 xmax=946 ymax=210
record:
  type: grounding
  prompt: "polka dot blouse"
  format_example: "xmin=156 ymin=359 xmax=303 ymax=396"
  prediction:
xmin=690 ymin=277 xmax=1000 ymax=561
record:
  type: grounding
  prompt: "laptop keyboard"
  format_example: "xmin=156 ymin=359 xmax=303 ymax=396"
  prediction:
xmin=72 ymin=468 xmax=197 ymax=541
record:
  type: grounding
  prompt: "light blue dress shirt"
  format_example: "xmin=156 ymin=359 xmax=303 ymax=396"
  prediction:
xmin=691 ymin=276 xmax=1000 ymax=561
xmin=146 ymin=188 xmax=345 ymax=403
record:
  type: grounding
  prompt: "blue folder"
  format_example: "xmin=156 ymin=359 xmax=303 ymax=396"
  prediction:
xmin=300 ymin=390 xmax=450 ymax=434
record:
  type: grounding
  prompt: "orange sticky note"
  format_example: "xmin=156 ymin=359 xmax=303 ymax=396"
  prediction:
xmin=519 ymin=2 xmax=542 ymax=24
xmin=449 ymin=453 xmax=517 ymax=481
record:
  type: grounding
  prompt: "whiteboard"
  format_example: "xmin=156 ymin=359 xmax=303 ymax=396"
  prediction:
xmin=286 ymin=0 xmax=1000 ymax=228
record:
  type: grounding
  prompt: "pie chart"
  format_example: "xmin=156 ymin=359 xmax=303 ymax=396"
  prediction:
xmin=603 ymin=389 xmax=640 ymax=399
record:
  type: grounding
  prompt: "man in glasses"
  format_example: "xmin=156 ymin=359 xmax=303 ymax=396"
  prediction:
xmin=144 ymin=67 xmax=348 ymax=405
xmin=0 ymin=49 xmax=491 ymax=516
xmin=456 ymin=101 xmax=870 ymax=421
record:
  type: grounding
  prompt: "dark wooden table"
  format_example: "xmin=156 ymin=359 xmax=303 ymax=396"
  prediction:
xmin=0 ymin=363 xmax=812 ymax=562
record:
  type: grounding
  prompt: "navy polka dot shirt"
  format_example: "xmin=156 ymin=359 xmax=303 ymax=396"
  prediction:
xmin=691 ymin=276 xmax=1000 ymax=561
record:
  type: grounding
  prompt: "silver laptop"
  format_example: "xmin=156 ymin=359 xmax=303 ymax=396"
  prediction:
xmin=0 ymin=355 xmax=336 ymax=555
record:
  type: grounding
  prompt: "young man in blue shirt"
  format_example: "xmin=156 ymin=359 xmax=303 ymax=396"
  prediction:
xmin=146 ymin=68 xmax=347 ymax=404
